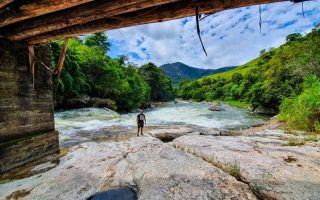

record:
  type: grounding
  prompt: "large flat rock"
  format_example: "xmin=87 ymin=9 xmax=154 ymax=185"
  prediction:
xmin=0 ymin=136 xmax=255 ymax=200
xmin=172 ymin=135 xmax=320 ymax=200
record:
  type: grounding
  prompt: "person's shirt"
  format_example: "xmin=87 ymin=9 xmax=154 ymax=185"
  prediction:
xmin=137 ymin=113 xmax=146 ymax=123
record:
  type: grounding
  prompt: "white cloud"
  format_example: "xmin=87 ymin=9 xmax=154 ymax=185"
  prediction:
xmin=107 ymin=1 xmax=320 ymax=69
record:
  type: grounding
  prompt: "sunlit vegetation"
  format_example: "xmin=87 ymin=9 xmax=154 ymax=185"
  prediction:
xmin=279 ymin=76 xmax=320 ymax=133
xmin=178 ymin=26 xmax=320 ymax=132
xmin=52 ymin=32 xmax=174 ymax=111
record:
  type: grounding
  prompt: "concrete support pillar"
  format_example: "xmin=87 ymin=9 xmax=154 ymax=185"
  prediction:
xmin=0 ymin=39 xmax=59 ymax=173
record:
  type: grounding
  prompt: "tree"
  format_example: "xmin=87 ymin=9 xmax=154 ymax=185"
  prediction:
xmin=84 ymin=32 xmax=111 ymax=54
xmin=138 ymin=62 xmax=175 ymax=101
xmin=231 ymin=73 xmax=243 ymax=85
xmin=286 ymin=33 xmax=302 ymax=43
xmin=52 ymin=37 xmax=151 ymax=111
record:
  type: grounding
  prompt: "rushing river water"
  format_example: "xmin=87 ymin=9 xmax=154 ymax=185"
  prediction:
xmin=55 ymin=102 xmax=269 ymax=140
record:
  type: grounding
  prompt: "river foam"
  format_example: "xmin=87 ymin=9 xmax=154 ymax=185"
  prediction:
xmin=55 ymin=102 xmax=269 ymax=136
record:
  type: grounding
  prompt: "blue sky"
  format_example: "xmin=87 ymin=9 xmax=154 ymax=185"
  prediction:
xmin=106 ymin=1 xmax=320 ymax=69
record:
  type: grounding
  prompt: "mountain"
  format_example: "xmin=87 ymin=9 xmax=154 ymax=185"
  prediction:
xmin=160 ymin=62 xmax=236 ymax=85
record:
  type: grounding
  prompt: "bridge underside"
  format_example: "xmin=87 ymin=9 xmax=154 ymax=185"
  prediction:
xmin=0 ymin=0 xmax=305 ymax=172
xmin=0 ymin=0 xmax=302 ymax=44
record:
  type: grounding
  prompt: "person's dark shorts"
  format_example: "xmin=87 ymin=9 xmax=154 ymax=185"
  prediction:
xmin=138 ymin=122 xmax=144 ymax=128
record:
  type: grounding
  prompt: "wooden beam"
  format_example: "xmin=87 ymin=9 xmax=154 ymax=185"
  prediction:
xmin=26 ymin=0 xmax=287 ymax=44
xmin=0 ymin=0 xmax=94 ymax=27
xmin=1 ymin=0 xmax=179 ymax=41
xmin=0 ymin=0 xmax=13 ymax=9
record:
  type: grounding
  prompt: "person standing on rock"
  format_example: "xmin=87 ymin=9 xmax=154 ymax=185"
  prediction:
xmin=137 ymin=110 xmax=146 ymax=136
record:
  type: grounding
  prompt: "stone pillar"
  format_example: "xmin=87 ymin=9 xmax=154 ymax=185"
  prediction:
xmin=0 ymin=39 xmax=59 ymax=173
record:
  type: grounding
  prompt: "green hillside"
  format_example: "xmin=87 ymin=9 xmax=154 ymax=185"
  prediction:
xmin=160 ymin=62 xmax=236 ymax=85
xmin=178 ymin=26 xmax=320 ymax=133
xmin=200 ymin=59 xmax=259 ymax=81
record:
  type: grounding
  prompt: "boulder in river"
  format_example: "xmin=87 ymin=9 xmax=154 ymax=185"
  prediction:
xmin=209 ymin=105 xmax=224 ymax=111
xmin=90 ymin=98 xmax=116 ymax=110
xmin=64 ymin=94 xmax=91 ymax=108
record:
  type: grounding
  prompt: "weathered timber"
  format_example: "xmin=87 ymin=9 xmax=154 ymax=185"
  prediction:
xmin=0 ymin=0 xmax=13 ymax=9
xmin=25 ymin=0 xmax=287 ymax=44
xmin=0 ymin=0 xmax=94 ymax=27
xmin=1 ymin=0 xmax=179 ymax=41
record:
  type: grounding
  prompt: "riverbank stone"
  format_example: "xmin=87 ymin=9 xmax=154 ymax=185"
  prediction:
xmin=0 ymin=136 xmax=256 ymax=200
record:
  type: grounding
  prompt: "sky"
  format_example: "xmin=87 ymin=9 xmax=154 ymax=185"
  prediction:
xmin=106 ymin=1 xmax=320 ymax=69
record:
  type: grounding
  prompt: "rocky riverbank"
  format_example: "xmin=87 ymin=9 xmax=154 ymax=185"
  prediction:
xmin=1 ymin=123 xmax=319 ymax=200
xmin=54 ymin=95 xmax=117 ymax=110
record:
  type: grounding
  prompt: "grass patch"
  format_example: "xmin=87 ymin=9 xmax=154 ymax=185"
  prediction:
xmin=282 ymin=126 xmax=300 ymax=136
xmin=287 ymin=138 xmax=306 ymax=146
xmin=225 ymin=100 xmax=250 ymax=108
xmin=225 ymin=160 xmax=242 ymax=181
xmin=304 ymin=134 xmax=319 ymax=142
xmin=172 ymin=143 xmax=246 ymax=182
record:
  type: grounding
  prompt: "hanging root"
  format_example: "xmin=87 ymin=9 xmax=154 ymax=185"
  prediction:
xmin=302 ymin=1 xmax=305 ymax=18
xmin=259 ymin=5 xmax=262 ymax=35
xmin=195 ymin=0 xmax=208 ymax=56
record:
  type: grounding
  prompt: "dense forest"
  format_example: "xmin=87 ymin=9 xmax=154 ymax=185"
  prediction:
xmin=51 ymin=33 xmax=174 ymax=111
xmin=178 ymin=26 xmax=320 ymax=133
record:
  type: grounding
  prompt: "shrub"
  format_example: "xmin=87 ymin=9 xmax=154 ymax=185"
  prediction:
xmin=278 ymin=76 xmax=320 ymax=133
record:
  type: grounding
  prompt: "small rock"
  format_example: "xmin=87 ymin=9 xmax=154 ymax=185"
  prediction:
xmin=209 ymin=105 xmax=224 ymax=111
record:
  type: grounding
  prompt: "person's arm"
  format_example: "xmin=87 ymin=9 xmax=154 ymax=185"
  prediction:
xmin=144 ymin=114 xmax=146 ymax=125
xmin=136 ymin=115 xmax=138 ymax=124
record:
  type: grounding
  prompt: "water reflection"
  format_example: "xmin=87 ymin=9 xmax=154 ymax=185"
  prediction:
xmin=90 ymin=188 xmax=137 ymax=200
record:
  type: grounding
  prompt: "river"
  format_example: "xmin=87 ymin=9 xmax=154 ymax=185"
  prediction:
xmin=55 ymin=102 xmax=269 ymax=146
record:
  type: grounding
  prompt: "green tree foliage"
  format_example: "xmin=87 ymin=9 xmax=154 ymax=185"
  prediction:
xmin=138 ymin=62 xmax=175 ymax=101
xmin=84 ymin=32 xmax=111 ymax=54
xmin=286 ymin=33 xmax=302 ymax=43
xmin=177 ymin=28 xmax=320 ymax=131
xmin=52 ymin=33 xmax=173 ymax=111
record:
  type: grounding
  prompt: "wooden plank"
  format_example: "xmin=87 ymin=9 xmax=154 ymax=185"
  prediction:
xmin=2 ymin=0 xmax=179 ymax=41
xmin=0 ymin=0 xmax=14 ymax=9
xmin=26 ymin=0 xmax=287 ymax=44
xmin=0 ymin=0 xmax=94 ymax=27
